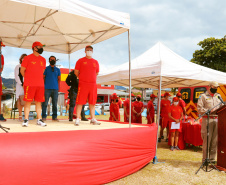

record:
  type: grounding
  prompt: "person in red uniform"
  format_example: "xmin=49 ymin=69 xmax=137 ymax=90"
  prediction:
xmin=132 ymin=95 xmax=144 ymax=123
xmin=124 ymin=93 xmax=135 ymax=122
xmin=109 ymin=93 xmax=120 ymax=121
xmin=158 ymin=92 xmax=171 ymax=142
xmin=20 ymin=41 xmax=46 ymax=127
xmin=176 ymin=92 xmax=186 ymax=120
xmin=147 ymin=94 xmax=157 ymax=124
xmin=168 ymin=97 xmax=183 ymax=151
xmin=0 ymin=41 xmax=6 ymax=121
xmin=74 ymin=45 xmax=100 ymax=126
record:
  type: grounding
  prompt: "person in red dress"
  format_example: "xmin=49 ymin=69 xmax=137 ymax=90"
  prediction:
xmin=176 ymin=92 xmax=186 ymax=120
xmin=147 ymin=94 xmax=157 ymax=124
xmin=132 ymin=95 xmax=144 ymax=123
xmin=168 ymin=97 xmax=183 ymax=151
xmin=124 ymin=93 xmax=135 ymax=122
xmin=158 ymin=92 xmax=171 ymax=142
xmin=109 ymin=93 xmax=120 ymax=121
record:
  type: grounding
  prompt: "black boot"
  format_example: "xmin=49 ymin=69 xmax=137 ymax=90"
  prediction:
xmin=69 ymin=111 xmax=73 ymax=121
xmin=0 ymin=114 xmax=6 ymax=122
xmin=81 ymin=105 xmax=88 ymax=121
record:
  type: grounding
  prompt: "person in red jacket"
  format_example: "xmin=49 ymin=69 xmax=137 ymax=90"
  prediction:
xmin=147 ymin=94 xmax=157 ymax=124
xmin=176 ymin=92 xmax=186 ymax=120
xmin=168 ymin=97 xmax=183 ymax=151
xmin=132 ymin=95 xmax=144 ymax=123
xmin=109 ymin=93 xmax=120 ymax=121
xmin=158 ymin=92 xmax=171 ymax=142
xmin=124 ymin=93 xmax=135 ymax=122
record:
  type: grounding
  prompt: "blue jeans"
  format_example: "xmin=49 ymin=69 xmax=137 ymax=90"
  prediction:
xmin=42 ymin=89 xmax=58 ymax=119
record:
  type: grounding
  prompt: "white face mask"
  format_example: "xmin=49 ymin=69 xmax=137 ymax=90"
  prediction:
xmin=86 ymin=51 xmax=93 ymax=57
xmin=174 ymin=102 xmax=179 ymax=106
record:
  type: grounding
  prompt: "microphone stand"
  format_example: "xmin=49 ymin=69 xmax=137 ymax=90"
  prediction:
xmin=195 ymin=101 xmax=224 ymax=174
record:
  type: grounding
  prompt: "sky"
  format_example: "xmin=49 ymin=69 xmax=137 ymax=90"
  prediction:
xmin=1 ymin=0 xmax=226 ymax=78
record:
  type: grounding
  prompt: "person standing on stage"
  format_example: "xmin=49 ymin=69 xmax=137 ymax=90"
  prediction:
xmin=123 ymin=93 xmax=135 ymax=122
xmin=109 ymin=93 xmax=120 ymax=121
xmin=147 ymin=94 xmax=157 ymax=124
xmin=20 ymin=41 xmax=46 ymax=127
xmin=176 ymin=92 xmax=186 ymax=119
xmin=197 ymin=81 xmax=223 ymax=163
xmin=42 ymin=56 xmax=61 ymax=121
xmin=0 ymin=41 xmax=6 ymax=121
xmin=132 ymin=95 xmax=144 ymax=123
xmin=74 ymin=45 xmax=100 ymax=126
xmin=14 ymin=54 xmax=27 ymax=122
xmin=168 ymin=97 xmax=183 ymax=151
xmin=66 ymin=70 xmax=88 ymax=122
xmin=158 ymin=92 xmax=171 ymax=142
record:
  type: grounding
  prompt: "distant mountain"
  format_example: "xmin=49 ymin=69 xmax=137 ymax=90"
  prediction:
xmin=115 ymin=86 xmax=127 ymax=91
xmin=2 ymin=78 xmax=15 ymax=89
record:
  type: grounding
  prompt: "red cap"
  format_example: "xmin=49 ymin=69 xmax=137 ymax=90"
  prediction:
xmin=150 ymin=94 xmax=157 ymax=98
xmin=176 ymin=93 xmax=182 ymax=97
xmin=131 ymin=93 xmax=135 ymax=97
xmin=85 ymin=45 xmax=93 ymax=49
xmin=161 ymin=94 xmax=164 ymax=97
xmin=137 ymin=95 xmax=141 ymax=98
xmin=0 ymin=41 xmax=5 ymax=47
xmin=173 ymin=97 xmax=179 ymax=102
xmin=164 ymin=92 xmax=171 ymax=97
xmin=112 ymin=93 xmax=118 ymax=100
xmin=32 ymin=41 xmax=44 ymax=48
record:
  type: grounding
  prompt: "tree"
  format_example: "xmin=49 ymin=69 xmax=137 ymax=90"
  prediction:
xmin=191 ymin=36 xmax=226 ymax=72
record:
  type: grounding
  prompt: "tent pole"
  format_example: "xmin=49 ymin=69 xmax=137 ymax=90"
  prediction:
xmin=153 ymin=75 xmax=162 ymax=164
xmin=128 ymin=30 xmax=132 ymax=128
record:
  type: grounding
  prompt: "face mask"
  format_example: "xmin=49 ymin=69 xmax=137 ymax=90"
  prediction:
xmin=137 ymin=97 xmax=141 ymax=101
xmin=86 ymin=51 xmax=93 ymax=57
xmin=210 ymin=88 xmax=217 ymax=94
xmin=50 ymin=60 xmax=56 ymax=65
xmin=174 ymin=102 xmax=179 ymax=106
xmin=36 ymin=47 xmax=43 ymax=54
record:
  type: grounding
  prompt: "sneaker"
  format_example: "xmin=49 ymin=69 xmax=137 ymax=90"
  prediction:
xmin=81 ymin=117 xmax=88 ymax=121
xmin=69 ymin=118 xmax=73 ymax=121
xmin=75 ymin=118 xmax=80 ymax=126
xmin=37 ymin=119 xmax=47 ymax=127
xmin=90 ymin=118 xmax=101 ymax=125
xmin=170 ymin=146 xmax=174 ymax=151
xmin=175 ymin=146 xmax=180 ymax=150
xmin=158 ymin=138 xmax=161 ymax=143
xmin=22 ymin=119 xmax=29 ymax=127
xmin=52 ymin=118 xmax=59 ymax=122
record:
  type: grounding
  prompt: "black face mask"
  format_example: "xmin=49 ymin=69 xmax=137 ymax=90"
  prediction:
xmin=137 ymin=97 xmax=141 ymax=101
xmin=36 ymin=47 xmax=43 ymax=54
xmin=210 ymin=88 xmax=217 ymax=94
xmin=50 ymin=60 xmax=56 ymax=65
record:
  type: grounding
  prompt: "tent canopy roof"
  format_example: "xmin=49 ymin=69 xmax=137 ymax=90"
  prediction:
xmin=0 ymin=0 xmax=130 ymax=53
xmin=97 ymin=42 xmax=226 ymax=88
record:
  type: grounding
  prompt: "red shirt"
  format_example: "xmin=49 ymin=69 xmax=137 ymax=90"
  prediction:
xmin=169 ymin=105 xmax=183 ymax=121
xmin=147 ymin=100 xmax=155 ymax=115
xmin=110 ymin=103 xmax=120 ymax=120
xmin=75 ymin=57 xmax=99 ymax=84
xmin=133 ymin=101 xmax=144 ymax=113
xmin=124 ymin=99 xmax=133 ymax=114
xmin=160 ymin=99 xmax=171 ymax=116
xmin=21 ymin=54 xmax=46 ymax=86
xmin=179 ymin=99 xmax=186 ymax=114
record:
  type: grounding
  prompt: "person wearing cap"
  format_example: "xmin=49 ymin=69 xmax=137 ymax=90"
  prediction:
xmin=132 ymin=95 xmax=144 ymax=123
xmin=124 ymin=93 xmax=135 ymax=122
xmin=0 ymin=41 xmax=6 ymax=121
xmin=42 ymin=56 xmax=61 ymax=122
xmin=147 ymin=94 xmax=157 ymax=124
xmin=159 ymin=92 xmax=171 ymax=142
xmin=197 ymin=81 xmax=223 ymax=163
xmin=74 ymin=45 xmax=100 ymax=126
xmin=109 ymin=93 xmax=120 ymax=121
xmin=176 ymin=92 xmax=186 ymax=119
xmin=20 ymin=41 xmax=46 ymax=127
xmin=168 ymin=97 xmax=183 ymax=151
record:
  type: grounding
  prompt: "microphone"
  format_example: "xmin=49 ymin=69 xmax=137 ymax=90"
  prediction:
xmin=218 ymin=96 xmax=225 ymax=105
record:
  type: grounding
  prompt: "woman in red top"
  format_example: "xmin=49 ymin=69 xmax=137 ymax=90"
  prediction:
xmin=109 ymin=93 xmax=120 ymax=121
xmin=123 ymin=93 xmax=135 ymax=122
xmin=159 ymin=92 xmax=171 ymax=142
xmin=132 ymin=95 xmax=144 ymax=123
xmin=168 ymin=97 xmax=183 ymax=151
xmin=147 ymin=94 xmax=157 ymax=124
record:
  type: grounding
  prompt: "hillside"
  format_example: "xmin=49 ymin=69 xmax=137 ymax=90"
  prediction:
xmin=2 ymin=77 xmax=15 ymax=89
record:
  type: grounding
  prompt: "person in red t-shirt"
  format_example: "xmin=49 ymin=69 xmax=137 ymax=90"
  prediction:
xmin=0 ymin=41 xmax=6 ymax=121
xmin=74 ymin=45 xmax=100 ymax=126
xmin=124 ymin=93 xmax=135 ymax=122
xmin=147 ymin=94 xmax=157 ymax=124
xmin=159 ymin=92 xmax=171 ymax=142
xmin=109 ymin=93 xmax=120 ymax=121
xmin=168 ymin=97 xmax=183 ymax=151
xmin=176 ymin=92 xmax=186 ymax=120
xmin=132 ymin=95 xmax=144 ymax=123
xmin=20 ymin=41 xmax=46 ymax=127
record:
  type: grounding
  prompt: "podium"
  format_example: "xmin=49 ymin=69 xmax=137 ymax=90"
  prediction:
xmin=216 ymin=105 xmax=226 ymax=171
